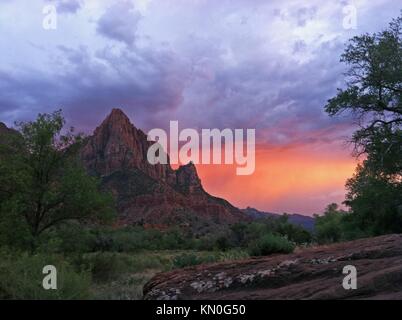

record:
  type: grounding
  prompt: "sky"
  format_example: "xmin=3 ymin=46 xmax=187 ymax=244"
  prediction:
xmin=0 ymin=0 xmax=399 ymax=215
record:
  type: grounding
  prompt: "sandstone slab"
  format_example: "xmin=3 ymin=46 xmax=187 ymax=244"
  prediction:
xmin=144 ymin=234 xmax=402 ymax=300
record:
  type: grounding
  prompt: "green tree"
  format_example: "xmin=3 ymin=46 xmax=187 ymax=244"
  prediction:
xmin=0 ymin=110 xmax=115 ymax=250
xmin=315 ymin=204 xmax=346 ymax=244
xmin=314 ymin=203 xmax=367 ymax=243
xmin=345 ymin=164 xmax=402 ymax=234
xmin=325 ymin=14 xmax=402 ymax=235
xmin=325 ymin=14 xmax=402 ymax=169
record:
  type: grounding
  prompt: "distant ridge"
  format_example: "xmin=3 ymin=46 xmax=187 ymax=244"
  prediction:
xmin=242 ymin=207 xmax=315 ymax=231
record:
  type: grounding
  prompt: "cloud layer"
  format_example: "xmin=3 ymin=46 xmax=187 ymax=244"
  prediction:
xmin=0 ymin=0 xmax=398 ymax=213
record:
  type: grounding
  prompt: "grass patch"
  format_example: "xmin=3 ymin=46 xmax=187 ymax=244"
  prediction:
xmin=0 ymin=248 xmax=91 ymax=300
xmin=0 ymin=247 xmax=250 ymax=300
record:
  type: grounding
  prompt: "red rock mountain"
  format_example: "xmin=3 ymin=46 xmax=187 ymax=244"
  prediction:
xmin=81 ymin=109 xmax=176 ymax=183
xmin=80 ymin=109 xmax=248 ymax=232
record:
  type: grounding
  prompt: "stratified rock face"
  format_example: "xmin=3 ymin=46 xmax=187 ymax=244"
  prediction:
xmin=81 ymin=108 xmax=176 ymax=184
xmin=143 ymin=234 xmax=402 ymax=300
xmin=175 ymin=162 xmax=204 ymax=195
xmin=80 ymin=109 xmax=248 ymax=230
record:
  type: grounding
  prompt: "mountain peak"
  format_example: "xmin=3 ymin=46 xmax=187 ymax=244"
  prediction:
xmin=82 ymin=108 xmax=177 ymax=182
xmin=102 ymin=108 xmax=132 ymax=127
xmin=109 ymin=108 xmax=129 ymax=119
xmin=175 ymin=162 xmax=203 ymax=194
xmin=93 ymin=108 xmax=138 ymax=141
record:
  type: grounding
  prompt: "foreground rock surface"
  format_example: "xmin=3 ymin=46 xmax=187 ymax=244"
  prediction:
xmin=143 ymin=234 xmax=402 ymax=300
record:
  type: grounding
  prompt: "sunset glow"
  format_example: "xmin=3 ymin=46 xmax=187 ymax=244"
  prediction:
xmin=196 ymin=143 xmax=357 ymax=215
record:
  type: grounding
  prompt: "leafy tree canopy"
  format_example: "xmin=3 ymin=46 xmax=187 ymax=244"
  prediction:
xmin=325 ymin=13 xmax=402 ymax=236
xmin=0 ymin=110 xmax=115 ymax=249
xmin=326 ymin=14 xmax=402 ymax=176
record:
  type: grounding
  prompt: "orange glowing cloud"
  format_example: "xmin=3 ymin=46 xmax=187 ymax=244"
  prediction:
xmin=194 ymin=142 xmax=357 ymax=216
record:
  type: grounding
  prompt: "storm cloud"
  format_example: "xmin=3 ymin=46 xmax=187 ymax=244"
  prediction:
xmin=0 ymin=0 xmax=396 ymax=136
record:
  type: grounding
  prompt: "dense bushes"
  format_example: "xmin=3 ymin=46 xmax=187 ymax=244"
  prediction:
xmin=214 ymin=217 xmax=311 ymax=256
xmin=20 ymin=225 xmax=200 ymax=254
xmin=34 ymin=223 xmax=303 ymax=255
xmin=80 ymin=252 xmax=125 ymax=283
xmin=314 ymin=204 xmax=367 ymax=244
xmin=231 ymin=218 xmax=310 ymax=248
xmin=248 ymin=234 xmax=295 ymax=256
xmin=345 ymin=168 xmax=402 ymax=236
xmin=1 ymin=218 xmax=306 ymax=256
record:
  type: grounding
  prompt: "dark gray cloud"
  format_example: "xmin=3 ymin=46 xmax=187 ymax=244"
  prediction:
xmin=0 ymin=43 xmax=189 ymax=132
xmin=0 ymin=0 xmax=397 ymax=146
xmin=157 ymin=34 xmax=353 ymax=149
xmin=46 ymin=0 xmax=82 ymax=14
xmin=96 ymin=1 xmax=142 ymax=46
xmin=0 ymin=28 xmax=359 ymax=148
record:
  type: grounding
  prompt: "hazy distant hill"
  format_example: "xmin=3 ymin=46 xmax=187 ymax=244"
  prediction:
xmin=242 ymin=207 xmax=315 ymax=231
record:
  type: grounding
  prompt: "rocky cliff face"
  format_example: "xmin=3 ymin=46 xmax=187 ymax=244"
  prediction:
xmin=175 ymin=162 xmax=204 ymax=195
xmin=143 ymin=234 xmax=402 ymax=300
xmin=81 ymin=109 xmax=176 ymax=184
xmin=80 ymin=109 xmax=248 ymax=231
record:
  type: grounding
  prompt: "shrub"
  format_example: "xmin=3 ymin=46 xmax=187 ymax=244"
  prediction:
xmin=0 ymin=249 xmax=91 ymax=299
xmin=172 ymin=253 xmax=217 ymax=269
xmin=193 ymin=236 xmax=216 ymax=251
xmin=55 ymin=224 xmax=95 ymax=254
xmin=36 ymin=223 xmax=96 ymax=254
xmin=172 ymin=253 xmax=201 ymax=268
xmin=248 ymin=234 xmax=295 ymax=256
xmin=215 ymin=236 xmax=231 ymax=251
xmin=80 ymin=252 xmax=125 ymax=283
xmin=110 ymin=230 xmax=143 ymax=252
xmin=85 ymin=226 xmax=195 ymax=252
